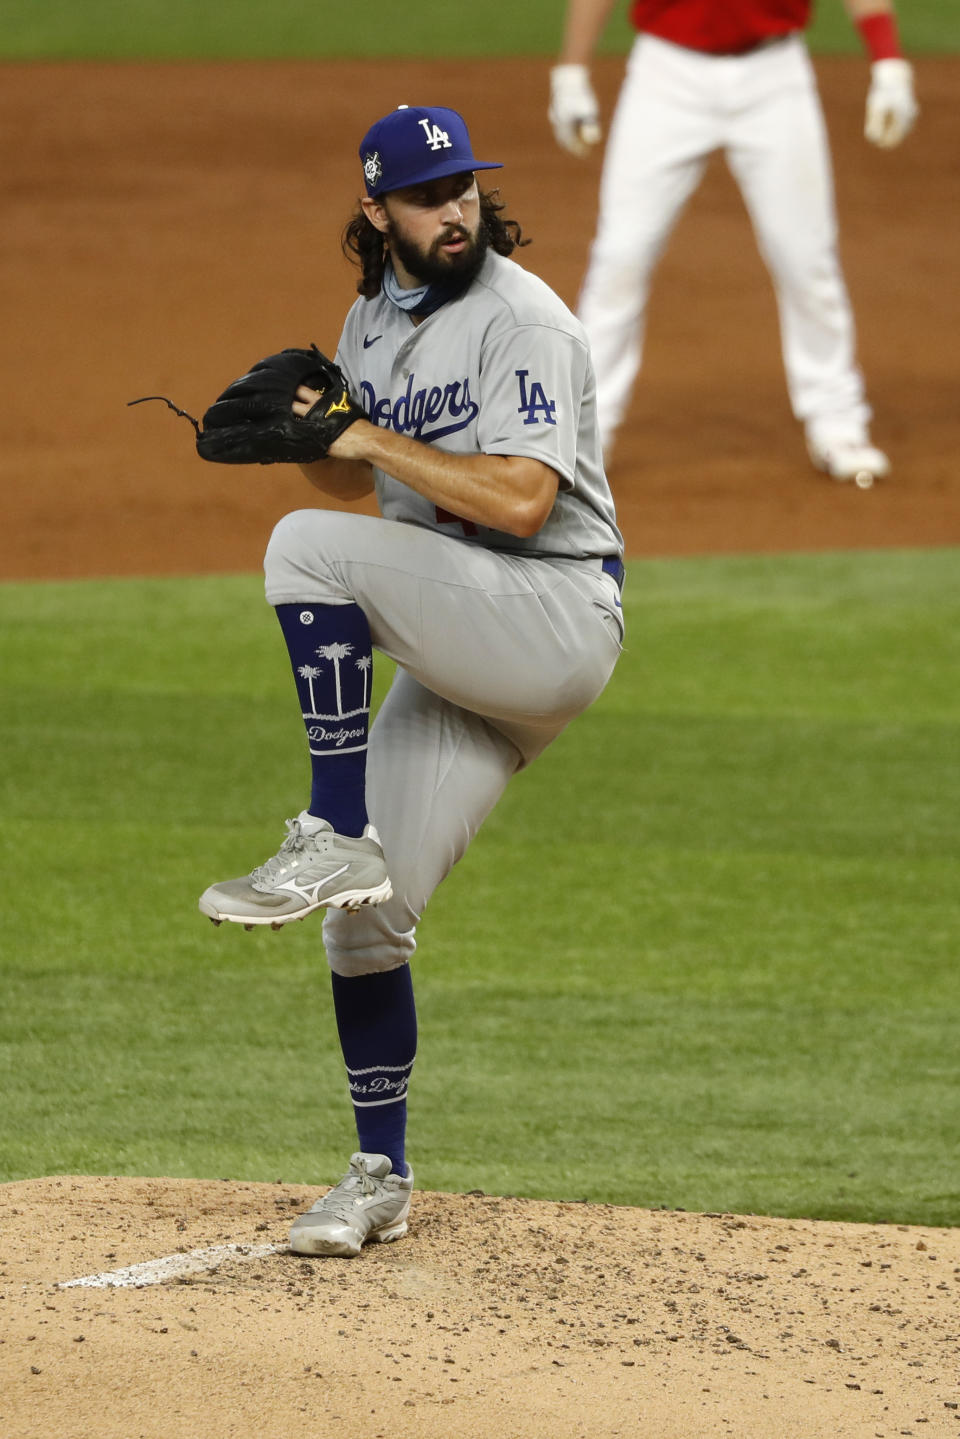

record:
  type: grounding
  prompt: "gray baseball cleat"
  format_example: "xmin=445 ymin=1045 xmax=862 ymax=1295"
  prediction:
xmin=198 ymin=813 xmax=392 ymax=929
xmin=289 ymin=1153 xmax=414 ymax=1257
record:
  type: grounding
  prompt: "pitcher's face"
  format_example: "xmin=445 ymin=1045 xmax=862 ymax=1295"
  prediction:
xmin=363 ymin=172 xmax=485 ymax=288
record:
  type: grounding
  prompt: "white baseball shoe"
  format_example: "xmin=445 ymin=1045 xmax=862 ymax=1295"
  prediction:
xmin=806 ymin=432 xmax=891 ymax=488
xmin=198 ymin=812 xmax=392 ymax=929
xmin=290 ymin=1153 xmax=413 ymax=1257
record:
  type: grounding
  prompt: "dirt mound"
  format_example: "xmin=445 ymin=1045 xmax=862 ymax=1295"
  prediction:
xmin=1 ymin=1175 xmax=957 ymax=1438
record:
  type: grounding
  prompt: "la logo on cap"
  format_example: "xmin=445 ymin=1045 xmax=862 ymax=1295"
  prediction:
xmin=418 ymin=118 xmax=452 ymax=152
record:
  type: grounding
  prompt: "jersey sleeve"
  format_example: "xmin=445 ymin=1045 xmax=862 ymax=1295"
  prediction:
xmin=476 ymin=324 xmax=590 ymax=491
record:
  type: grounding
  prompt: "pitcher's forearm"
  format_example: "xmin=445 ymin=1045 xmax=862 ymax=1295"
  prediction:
xmin=329 ymin=420 xmax=559 ymax=539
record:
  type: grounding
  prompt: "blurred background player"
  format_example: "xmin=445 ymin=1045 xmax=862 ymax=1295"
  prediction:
xmin=549 ymin=0 xmax=918 ymax=486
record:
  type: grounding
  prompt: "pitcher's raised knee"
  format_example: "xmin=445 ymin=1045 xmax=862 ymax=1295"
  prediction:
xmin=264 ymin=509 xmax=361 ymax=606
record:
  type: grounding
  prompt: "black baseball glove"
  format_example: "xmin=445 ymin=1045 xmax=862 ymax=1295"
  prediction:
xmin=197 ymin=346 xmax=366 ymax=464
xmin=128 ymin=345 xmax=366 ymax=465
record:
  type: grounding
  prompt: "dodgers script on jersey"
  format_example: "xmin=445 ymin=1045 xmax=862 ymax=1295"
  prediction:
xmin=335 ymin=250 xmax=623 ymax=562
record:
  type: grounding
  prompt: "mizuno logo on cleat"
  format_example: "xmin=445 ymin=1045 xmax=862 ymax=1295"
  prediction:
xmin=275 ymin=865 xmax=351 ymax=903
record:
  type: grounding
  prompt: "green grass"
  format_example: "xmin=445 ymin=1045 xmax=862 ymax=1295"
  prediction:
xmin=1 ymin=550 xmax=959 ymax=1226
xmin=1 ymin=0 xmax=956 ymax=60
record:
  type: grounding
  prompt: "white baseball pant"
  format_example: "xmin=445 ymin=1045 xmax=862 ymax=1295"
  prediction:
xmin=580 ymin=32 xmax=872 ymax=450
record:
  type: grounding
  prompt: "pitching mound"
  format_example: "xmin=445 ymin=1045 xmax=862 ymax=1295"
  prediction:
xmin=2 ymin=1175 xmax=957 ymax=1438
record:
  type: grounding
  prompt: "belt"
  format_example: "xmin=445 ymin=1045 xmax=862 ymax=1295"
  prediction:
xmin=601 ymin=555 xmax=625 ymax=592
xmin=706 ymin=33 xmax=792 ymax=57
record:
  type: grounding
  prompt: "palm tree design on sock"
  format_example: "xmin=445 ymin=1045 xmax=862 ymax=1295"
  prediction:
xmin=315 ymin=642 xmax=373 ymax=720
xmin=297 ymin=664 xmax=323 ymax=716
xmin=299 ymin=644 xmax=372 ymax=721
xmin=355 ymin=654 xmax=372 ymax=710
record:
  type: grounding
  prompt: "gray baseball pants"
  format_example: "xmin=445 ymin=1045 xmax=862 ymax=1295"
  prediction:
xmin=264 ymin=508 xmax=623 ymax=977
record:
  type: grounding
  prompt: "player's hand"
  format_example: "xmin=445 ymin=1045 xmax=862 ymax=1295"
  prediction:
xmin=292 ymin=384 xmax=324 ymax=419
xmin=864 ymin=59 xmax=918 ymax=149
xmin=294 ymin=385 xmax=368 ymax=459
xmin=549 ymin=64 xmax=602 ymax=156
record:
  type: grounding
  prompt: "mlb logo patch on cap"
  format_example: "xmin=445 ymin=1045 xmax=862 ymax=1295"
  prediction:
xmin=359 ymin=105 xmax=502 ymax=197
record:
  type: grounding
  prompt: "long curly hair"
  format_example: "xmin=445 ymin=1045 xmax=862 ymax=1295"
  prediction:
xmin=342 ymin=188 xmax=530 ymax=300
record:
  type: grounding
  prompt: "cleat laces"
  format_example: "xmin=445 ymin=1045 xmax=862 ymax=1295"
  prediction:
xmin=250 ymin=817 xmax=310 ymax=889
xmin=311 ymin=1158 xmax=388 ymax=1223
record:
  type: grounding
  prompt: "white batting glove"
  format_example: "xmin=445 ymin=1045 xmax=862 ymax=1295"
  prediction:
xmin=864 ymin=58 xmax=918 ymax=148
xmin=549 ymin=64 xmax=602 ymax=157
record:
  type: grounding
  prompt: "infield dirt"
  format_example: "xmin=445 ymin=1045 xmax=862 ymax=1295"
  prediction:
xmin=1 ymin=56 xmax=958 ymax=1439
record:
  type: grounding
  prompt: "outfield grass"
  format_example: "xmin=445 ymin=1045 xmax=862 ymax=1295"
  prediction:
xmin=2 ymin=550 xmax=958 ymax=1225
xmin=1 ymin=0 xmax=956 ymax=59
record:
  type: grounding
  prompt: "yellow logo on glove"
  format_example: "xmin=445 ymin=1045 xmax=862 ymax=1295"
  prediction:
xmin=326 ymin=390 xmax=353 ymax=417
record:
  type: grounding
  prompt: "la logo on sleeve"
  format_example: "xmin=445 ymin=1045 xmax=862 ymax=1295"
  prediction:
xmin=515 ymin=369 xmax=557 ymax=426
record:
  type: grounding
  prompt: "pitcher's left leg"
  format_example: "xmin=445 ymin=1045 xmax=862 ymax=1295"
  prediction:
xmin=291 ymin=671 xmax=526 ymax=1256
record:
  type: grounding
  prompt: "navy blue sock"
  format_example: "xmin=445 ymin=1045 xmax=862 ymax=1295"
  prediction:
xmin=331 ymin=966 xmax=417 ymax=1177
xmin=274 ymin=602 xmax=373 ymax=837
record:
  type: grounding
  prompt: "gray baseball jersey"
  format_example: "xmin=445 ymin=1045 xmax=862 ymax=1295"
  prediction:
xmin=335 ymin=249 xmax=623 ymax=561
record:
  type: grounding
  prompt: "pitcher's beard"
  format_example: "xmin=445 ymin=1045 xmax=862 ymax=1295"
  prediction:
xmin=388 ymin=221 xmax=489 ymax=288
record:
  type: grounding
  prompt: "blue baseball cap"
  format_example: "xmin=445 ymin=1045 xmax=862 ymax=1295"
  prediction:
xmin=359 ymin=105 xmax=503 ymax=198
